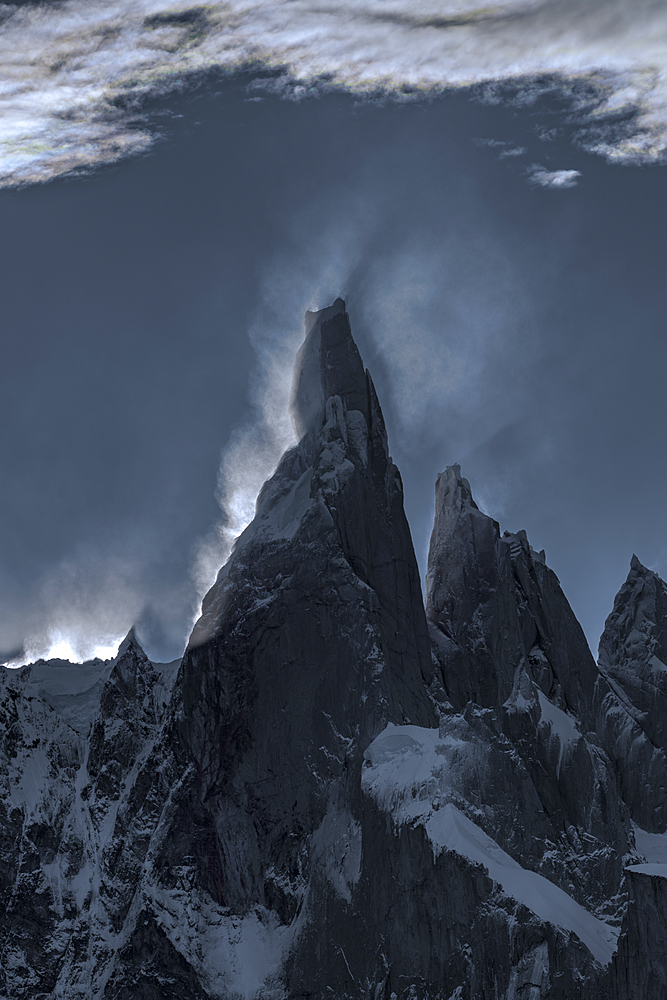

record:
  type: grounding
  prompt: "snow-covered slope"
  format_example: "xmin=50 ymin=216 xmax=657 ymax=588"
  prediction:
xmin=363 ymin=723 xmax=618 ymax=965
xmin=0 ymin=631 xmax=180 ymax=999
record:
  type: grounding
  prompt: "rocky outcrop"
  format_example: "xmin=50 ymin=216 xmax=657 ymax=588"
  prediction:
xmin=613 ymin=866 xmax=667 ymax=1000
xmin=425 ymin=464 xmax=630 ymax=920
xmin=426 ymin=465 xmax=600 ymax=729
xmin=595 ymin=555 xmax=667 ymax=833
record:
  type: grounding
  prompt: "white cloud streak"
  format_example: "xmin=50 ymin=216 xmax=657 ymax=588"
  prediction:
xmin=1 ymin=0 xmax=667 ymax=187
xmin=8 ymin=548 xmax=141 ymax=664
xmin=528 ymin=163 xmax=581 ymax=186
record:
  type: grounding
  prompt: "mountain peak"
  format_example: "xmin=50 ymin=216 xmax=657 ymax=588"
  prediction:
xmin=115 ymin=625 xmax=144 ymax=660
xmin=434 ymin=464 xmax=479 ymax=513
xmin=304 ymin=295 xmax=347 ymax=334
xmin=289 ymin=297 xmax=370 ymax=439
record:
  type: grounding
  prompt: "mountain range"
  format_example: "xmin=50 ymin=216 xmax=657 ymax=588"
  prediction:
xmin=1 ymin=298 xmax=666 ymax=999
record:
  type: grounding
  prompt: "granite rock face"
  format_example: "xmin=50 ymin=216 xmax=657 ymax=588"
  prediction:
xmin=425 ymin=465 xmax=630 ymax=920
xmin=1 ymin=301 xmax=666 ymax=999
xmin=426 ymin=466 xmax=599 ymax=728
xmin=613 ymin=864 xmax=667 ymax=1000
xmin=595 ymin=556 xmax=667 ymax=833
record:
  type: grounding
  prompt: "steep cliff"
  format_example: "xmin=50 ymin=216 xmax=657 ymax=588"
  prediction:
xmin=424 ymin=464 xmax=630 ymax=919
xmin=595 ymin=555 xmax=667 ymax=833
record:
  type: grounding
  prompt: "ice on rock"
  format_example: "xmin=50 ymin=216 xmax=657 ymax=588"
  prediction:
xmin=626 ymin=863 xmax=667 ymax=879
xmin=634 ymin=824 xmax=667 ymax=864
xmin=537 ymin=688 xmax=581 ymax=775
xmin=2 ymin=656 xmax=113 ymax=735
xmin=363 ymin=723 xmax=619 ymax=966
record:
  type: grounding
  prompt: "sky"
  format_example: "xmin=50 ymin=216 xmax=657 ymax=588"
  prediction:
xmin=1 ymin=0 xmax=666 ymax=664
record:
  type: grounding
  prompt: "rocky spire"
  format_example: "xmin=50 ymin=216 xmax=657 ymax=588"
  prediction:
xmin=596 ymin=556 xmax=667 ymax=831
xmin=425 ymin=463 xmax=518 ymax=708
xmin=290 ymin=297 xmax=372 ymax=438
xmin=425 ymin=463 xmax=629 ymax=910
xmin=164 ymin=300 xmax=436 ymax=960
xmin=88 ymin=626 xmax=160 ymax=800
xmin=426 ymin=463 xmax=601 ymax=729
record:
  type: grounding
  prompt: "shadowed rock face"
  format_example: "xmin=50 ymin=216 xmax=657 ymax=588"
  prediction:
xmin=426 ymin=465 xmax=600 ymax=728
xmin=614 ymin=867 xmax=667 ymax=1000
xmin=172 ymin=298 xmax=436 ymax=917
xmin=424 ymin=463 xmax=630 ymax=919
xmin=2 ymin=303 xmax=667 ymax=999
xmin=596 ymin=556 xmax=667 ymax=832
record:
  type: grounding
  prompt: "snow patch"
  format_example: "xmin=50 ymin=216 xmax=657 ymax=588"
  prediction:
xmin=150 ymin=887 xmax=291 ymax=999
xmin=649 ymin=654 xmax=667 ymax=679
xmin=537 ymin=689 xmax=581 ymax=775
xmin=626 ymin=863 xmax=667 ymax=880
xmin=345 ymin=409 xmax=368 ymax=466
xmin=259 ymin=468 xmax=314 ymax=542
xmin=3 ymin=657 xmax=114 ymax=735
xmin=633 ymin=823 xmax=667 ymax=864
xmin=311 ymin=803 xmax=362 ymax=904
xmin=506 ymin=940 xmax=549 ymax=1000
xmin=363 ymin=723 xmax=619 ymax=966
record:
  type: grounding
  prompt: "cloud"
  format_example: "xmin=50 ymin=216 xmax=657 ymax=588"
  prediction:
xmin=499 ymin=146 xmax=527 ymax=158
xmin=528 ymin=163 xmax=581 ymax=187
xmin=7 ymin=547 xmax=142 ymax=665
xmin=0 ymin=0 xmax=667 ymax=187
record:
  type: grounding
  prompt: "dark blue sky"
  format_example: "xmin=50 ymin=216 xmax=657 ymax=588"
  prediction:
xmin=1 ymin=73 xmax=666 ymax=662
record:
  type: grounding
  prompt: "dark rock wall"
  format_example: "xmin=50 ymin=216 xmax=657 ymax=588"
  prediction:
xmin=613 ymin=868 xmax=667 ymax=1000
xmin=596 ymin=556 xmax=667 ymax=832
xmin=170 ymin=300 xmax=436 ymax=917
xmin=425 ymin=464 xmax=629 ymax=917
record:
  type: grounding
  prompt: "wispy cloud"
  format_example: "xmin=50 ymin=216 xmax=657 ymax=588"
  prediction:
xmin=528 ymin=163 xmax=581 ymax=187
xmin=1 ymin=0 xmax=667 ymax=187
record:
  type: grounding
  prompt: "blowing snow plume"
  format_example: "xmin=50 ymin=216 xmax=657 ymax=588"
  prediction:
xmin=1 ymin=0 xmax=667 ymax=187
xmin=190 ymin=224 xmax=368 ymax=609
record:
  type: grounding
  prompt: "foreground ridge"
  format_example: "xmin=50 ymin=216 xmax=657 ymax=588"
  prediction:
xmin=1 ymin=303 xmax=666 ymax=999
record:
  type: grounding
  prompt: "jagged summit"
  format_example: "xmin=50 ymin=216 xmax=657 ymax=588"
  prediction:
xmin=289 ymin=296 xmax=376 ymax=439
xmin=630 ymin=552 xmax=646 ymax=573
xmin=114 ymin=624 xmax=141 ymax=658
xmin=596 ymin=550 xmax=667 ymax=832
xmin=426 ymin=461 xmax=601 ymax=726
xmin=106 ymin=623 xmax=154 ymax=703
xmin=304 ymin=295 xmax=346 ymax=334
